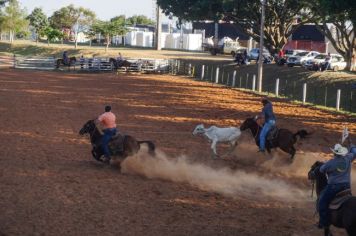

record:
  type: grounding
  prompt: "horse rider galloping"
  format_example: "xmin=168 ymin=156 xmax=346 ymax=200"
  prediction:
xmin=258 ymin=98 xmax=276 ymax=153
xmin=95 ymin=105 xmax=122 ymax=162
xmin=316 ymin=142 xmax=356 ymax=229
xmin=63 ymin=51 xmax=69 ymax=65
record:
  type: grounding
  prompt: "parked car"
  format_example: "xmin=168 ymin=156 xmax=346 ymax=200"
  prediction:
xmin=286 ymin=51 xmax=320 ymax=67
xmin=284 ymin=49 xmax=307 ymax=60
xmin=320 ymin=54 xmax=347 ymax=71
xmin=248 ymin=48 xmax=271 ymax=61
xmin=304 ymin=54 xmax=328 ymax=70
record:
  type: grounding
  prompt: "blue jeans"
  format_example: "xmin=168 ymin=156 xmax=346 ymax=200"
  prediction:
xmin=318 ymin=183 xmax=350 ymax=227
xmin=350 ymin=146 xmax=356 ymax=154
xmin=102 ymin=128 xmax=117 ymax=158
xmin=259 ymin=119 xmax=275 ymax=151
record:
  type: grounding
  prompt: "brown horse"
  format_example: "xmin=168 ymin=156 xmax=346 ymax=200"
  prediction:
xmin=308 ymin=161 xmax=356 ymax=236
xmin=56 ymin=57 xmax=76 ymax=69
xmin=109 ymin=58 xmax=134 ymax=71
xmin=79 ymin=119 xmax=155 ymax=165
xmin=240 ymin=117 xmax=309 ymax=159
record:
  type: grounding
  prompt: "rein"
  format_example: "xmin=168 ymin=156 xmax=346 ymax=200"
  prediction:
xmin=255 ymin=125 xmax=260 ymax=139
xmin=252 ymin=123 xmax=260 ymax=139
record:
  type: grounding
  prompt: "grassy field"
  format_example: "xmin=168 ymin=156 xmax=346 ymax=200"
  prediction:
xmin=176 ymin=60 xmax=356 ymax=113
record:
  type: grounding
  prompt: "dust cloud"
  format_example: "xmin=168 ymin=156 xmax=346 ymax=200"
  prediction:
xmin=121 ymin=148 xmax=308 ymax=202
xmin=233 ymin=141 xmax=323 ymax=178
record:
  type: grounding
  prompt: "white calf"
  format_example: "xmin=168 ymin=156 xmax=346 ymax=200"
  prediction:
xmin=192 ymin=124 xmax=242 ymax=157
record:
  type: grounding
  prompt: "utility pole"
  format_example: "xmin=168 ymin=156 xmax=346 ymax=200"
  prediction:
xmin=155 ymin=3 xmax=162 ymax=50
xmin=257 ymin=0 xmax=266 ymax=92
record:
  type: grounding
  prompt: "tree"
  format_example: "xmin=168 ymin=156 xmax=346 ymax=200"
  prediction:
xmin=306 ymin=0 xmax=356 ymax=71
xmin=27 ymin=7 xmax=48 ymax=43
xmin=49 ymin=6 xmax=73 ymax=41
xmin=49 ymin=4 xmax=95 ymax=48
xmin=69 ymin=6 xmax=96 ymax=48
xmin=0 ymin=0 xmax=28 ymax=43
xmin=0 ymin=0 xmax=9 ymax=7
xmin=157 ymin=0 xmax=310 ymax=54
xmin=126 ymin=15 xmax=155 ymax=26
xmin=43 ymin=26 xmax=63 ymax=45
xmin=91 ymin=17 xmax=127 ymax=51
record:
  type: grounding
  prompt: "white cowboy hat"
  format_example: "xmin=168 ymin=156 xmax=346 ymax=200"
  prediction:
xmin=330 ymin=143 xmax=348 ymax=156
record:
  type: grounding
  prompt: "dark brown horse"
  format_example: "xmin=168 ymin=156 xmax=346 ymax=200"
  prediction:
xmin=239 ymin=117 xmax=308 ymax=159
xmin=109 ymin=58 xmax=134 ymax=71
xmin=79 ymin=119 xmax=155 ymax=165
xmin=308 ymin=161 xmax=356 ymax=236
xmin=56 ymin=57 xmax=76 ymax=69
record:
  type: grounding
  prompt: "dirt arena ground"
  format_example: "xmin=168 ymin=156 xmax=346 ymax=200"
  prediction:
xmin=0 ymin=69 xmax=355 ymax=236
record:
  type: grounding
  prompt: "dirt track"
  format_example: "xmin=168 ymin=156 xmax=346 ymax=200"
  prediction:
xmin=0 ymin=69 xmax=355 ymax=236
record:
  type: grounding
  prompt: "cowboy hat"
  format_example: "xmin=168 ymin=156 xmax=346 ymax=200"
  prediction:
xmin=330 ymin=143 xmax=348 ymax=156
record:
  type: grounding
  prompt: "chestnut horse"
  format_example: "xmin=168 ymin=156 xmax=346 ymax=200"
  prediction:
xmin=56 ymin=57 xmax=76 ymax=69
xmin=109 ymin=58 xmax=134 ymax=71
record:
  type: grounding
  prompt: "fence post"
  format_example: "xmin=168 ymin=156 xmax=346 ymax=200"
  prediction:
xmin=201 ymin=65 xmax=205 ymax=80
xmin=252 ymin=74 xmax=256 ymax=91
xmin=192 ymin=66 xmax=195 ymax=77
xmin=13 ymin=54 xmax=16 ymax=68
xmin=227 ymin=73 xmax=230 ymax=86
xmin=239 ymin=76 xmax=242 ymax=88
xmin=336 ymin=89 xmax=341 ymax=111
xmin=215 ymin=67 xmax=219 ymax=83
xmin=211 ymin=66 xmax=214 ymax=82
xmin=232 ymin=70 xmax=236 ymax=87
xmin=324 ymin=86 xmax=328 ymax=107
xmin=221 ymin=70 xmax=225 ymax=84
xmin=188 ymin=63 xmax=192 ymax=76
xmin=303 ymin=83 xmax=307 ymax=104
xmin=275 ymin=78 xmax=280 ymax=97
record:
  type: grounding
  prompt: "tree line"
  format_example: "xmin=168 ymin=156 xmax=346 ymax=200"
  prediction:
xmin=157 ymin=0 xmax=355 ymax=70
xmin=0 ymin=0 xmax=155 ymax=51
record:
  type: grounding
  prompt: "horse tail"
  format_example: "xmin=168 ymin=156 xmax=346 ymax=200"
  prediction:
xmin=293 ymin=129 xmax=309 ymax=143
xmin=138 ymin=141 xmax=155 ymax=155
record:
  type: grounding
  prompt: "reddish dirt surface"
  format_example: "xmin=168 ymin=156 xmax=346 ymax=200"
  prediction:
xmin=0 ymin=69 xmax=355 ymax=236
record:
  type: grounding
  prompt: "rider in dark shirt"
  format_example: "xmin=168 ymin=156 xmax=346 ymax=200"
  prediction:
xmin=63 ymin=51 xmax=69 ymax=65
xmin=317 ymin=142 xmax=356 ymax=229
xmin=259 ymin=98 xmax=276 ymax=153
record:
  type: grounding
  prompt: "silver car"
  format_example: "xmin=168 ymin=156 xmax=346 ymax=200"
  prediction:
xmin=248 ymin=48 xmax=271 ymax=61
xmin=304 ymin=54 xmax=327 ymax=70
xmin=287 ymin=51 xmax=320 ymax=67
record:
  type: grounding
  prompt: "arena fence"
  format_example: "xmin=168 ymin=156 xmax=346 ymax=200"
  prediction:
xmin=0 ymin=54 xmax=170 ymax=73
xmin=0 ymin=55 xmax=15 ymax=68
xmin=169 ymin=59 xmax=356 ymax=114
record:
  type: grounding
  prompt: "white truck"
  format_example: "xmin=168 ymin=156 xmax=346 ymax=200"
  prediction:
xmin=202 ymin=38 xmax=246 ymax=56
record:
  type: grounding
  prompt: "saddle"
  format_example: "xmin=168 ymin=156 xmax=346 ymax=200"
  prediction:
xmin=266 ymin=126 xmax=279 ymax=142
xmin=329 ymin=189 xmax=352 ymax=210
xmin=108 ymin=133 xmax=125 ymax=156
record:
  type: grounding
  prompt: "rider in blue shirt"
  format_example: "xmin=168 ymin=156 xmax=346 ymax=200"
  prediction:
xmin=63 ymin=51 xmax=69 ymax=65
xmin=317 ymin=142 xmax=356 ymax=228
xmin=259 ymin=98 xmax=276 ymax=152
